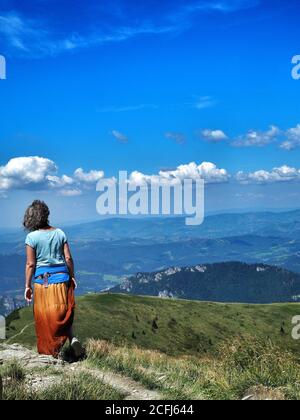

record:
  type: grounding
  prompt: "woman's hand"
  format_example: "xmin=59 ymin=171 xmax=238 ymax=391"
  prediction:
xmin=24 ymin=287 xmax=33 ymax=303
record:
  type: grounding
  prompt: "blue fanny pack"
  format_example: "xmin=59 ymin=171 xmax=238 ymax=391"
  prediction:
xmin=34 ymin=264 xmax=70 ymax=287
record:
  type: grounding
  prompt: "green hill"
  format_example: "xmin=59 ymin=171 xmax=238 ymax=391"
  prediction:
xmin=5 ymin=293 xmax=300 ymax=357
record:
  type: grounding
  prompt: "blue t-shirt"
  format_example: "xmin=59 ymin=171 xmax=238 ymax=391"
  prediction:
xmin=25 ymin=228 xmax=68 ymax=268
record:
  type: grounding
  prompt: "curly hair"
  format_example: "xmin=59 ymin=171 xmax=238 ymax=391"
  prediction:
xmin=23 ymin=200 xmax=50 ymax=232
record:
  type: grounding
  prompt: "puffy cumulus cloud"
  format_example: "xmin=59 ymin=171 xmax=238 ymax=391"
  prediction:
xmin=161 ymin=162 xmax=229 ymax=184
xmin=232 ymin=125 xmax=280 ymax=148
xmin=201 ymin=129 xmax=228 ymax=142
xmin=0 ymin=156 xmax=105 ymax=197
xmin=165 ymin=132 xmax=186 ymax=144
xmin=0 ymin=156 xmax=57 ymax=190
xmin=47 ymin=174 xmax=74 ymax=188
xmin=128 ymin=162 xmax=230 ymax=186
xmin=280 ymin=124 xmax=300 ymax=151
xmin=74 ymin=168 xmax=104 ymax=183
xmin=0 ymin=157 xmax=230 ymax=197
xmin=236 ymin=165 xmax=300 ymax=184
xmin=197 ymin=123 xmax=300 ymax=149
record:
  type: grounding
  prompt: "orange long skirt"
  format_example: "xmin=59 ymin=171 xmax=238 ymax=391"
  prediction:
xmin=34 ymin=281 xmax=75 ymax=357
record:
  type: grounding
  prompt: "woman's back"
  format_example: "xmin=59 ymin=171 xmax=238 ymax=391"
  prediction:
xmin=25 ymin=228 xmax=67 ymax=268
xmin=23 ymin=200 xmax=82 ymax=358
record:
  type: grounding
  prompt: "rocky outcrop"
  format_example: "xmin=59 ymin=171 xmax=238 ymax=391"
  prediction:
xmin=0 ymin=344 xmax=63 ymax=369
xmin=0 ymin=296 xmax=24 ymax=317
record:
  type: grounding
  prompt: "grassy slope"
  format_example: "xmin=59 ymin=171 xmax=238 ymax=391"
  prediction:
xmin=86 ymin=338 xmax=300 ymax=400
xmin=6 ymin=293 xmax=300 ymax=357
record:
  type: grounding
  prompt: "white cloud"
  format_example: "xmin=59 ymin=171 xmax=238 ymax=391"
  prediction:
xmin=47 ymin=174 xmax=74 ymax=188
xmin=111 ymin=130 xmax=129 ymax=143
xmin=236 ymin=165 xmax=300 ymax=184
xmin=74 ymin=168 xmax=104 ymax=183
xmin=128 ymin=162 xmax=230 ymax=186
xmin=162 ymin=162 xmax=229 ymax=184
xmin=201 ymin=129 xmax=228 ymax=142
xmin=0 ymin=156 xmax=57 ymax=190
xmin=4 ymin=155 xmax=300 ymax=199
xmin=203 ymin=123 xmax=300 ymax=150
xmin=232 ymin=125 xmax=280 ymax=148
xmin=0 ymin=157 xmax=229 ymax=197
xmin=280 ymin=124 xmax=300 ymax=151
xmin=165 ymin=132 xmax=186 ymax=144
xmin=0 ymin=156 xmax=105 ymax=197
xmin=280 ymin=141 xmax=295 ymax=151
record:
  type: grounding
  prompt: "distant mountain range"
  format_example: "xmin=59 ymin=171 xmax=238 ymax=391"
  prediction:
xmin=1 ymin=210 xmax=300 ymax=302
xmin=48 ymin=209 xmax=300 ymax=242
xmin=2 ymin=234 xmax=300 ymax=298
xmin=110 ymin=262 xmax=300 ymax=304
xmin=2 ymin=209 xmax=300 ymax=244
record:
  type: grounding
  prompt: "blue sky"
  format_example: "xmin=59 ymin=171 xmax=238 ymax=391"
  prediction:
xmin=0 ymin=0 xmax=300 ymax=226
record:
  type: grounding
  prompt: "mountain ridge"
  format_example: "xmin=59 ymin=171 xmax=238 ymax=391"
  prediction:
xmin=2 ymin=208 xmax=300 ymax=242
xmin=110 ymin=261 xmax=300 ymax=304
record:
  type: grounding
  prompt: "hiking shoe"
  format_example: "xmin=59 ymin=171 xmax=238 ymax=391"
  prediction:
xmin=71 ymin=338 xmax=85 ymax=359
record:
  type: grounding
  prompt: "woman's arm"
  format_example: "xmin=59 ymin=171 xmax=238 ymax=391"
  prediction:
xmin=25 ymin=245 xmax=36 ymax=302
xmin=63 ymin=242 xmax=76 ymax=283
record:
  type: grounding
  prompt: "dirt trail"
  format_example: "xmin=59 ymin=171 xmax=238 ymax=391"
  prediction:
xmin=71 ymin=365 xmax=161 ymax=400
xmin=0 ymin=344 xmax=161 ymax=400
xmin=6 ymin=323 xmax=34 ymax=344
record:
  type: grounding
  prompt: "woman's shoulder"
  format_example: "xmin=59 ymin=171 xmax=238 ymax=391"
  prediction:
xmin=26 ymin=228 xmax=65 ymax=237
xmin=55 ymin=227 xmax=66 ymax=235
xmin=25 ymin=230 xmax=39 ymax=247
xmin=26 ymin=230 xmax=38 ymax=239
xmin=55 ymin=228 xmax=68 ymax=242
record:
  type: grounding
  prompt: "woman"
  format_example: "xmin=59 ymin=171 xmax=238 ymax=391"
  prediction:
xmin=24 ymin=200 xmax=83 ymax=359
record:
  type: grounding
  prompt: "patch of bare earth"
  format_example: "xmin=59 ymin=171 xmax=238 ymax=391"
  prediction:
xmin=0 ymin=344 xmax=161 ymax=400
xmin=243 ymin=386 xmax=286 ymax=401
